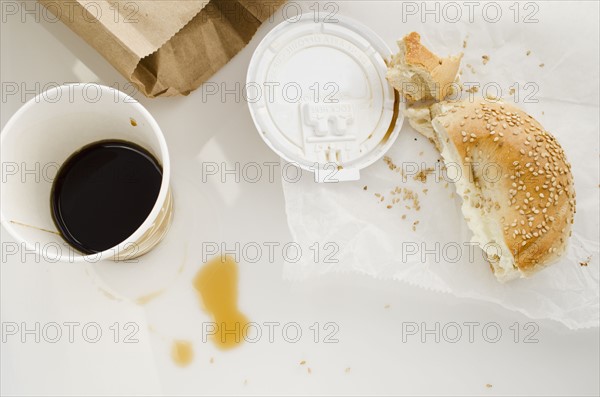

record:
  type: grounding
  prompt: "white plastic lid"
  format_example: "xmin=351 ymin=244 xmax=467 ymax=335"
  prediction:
xmin=247 ymin=13 xmax=403 ymax=182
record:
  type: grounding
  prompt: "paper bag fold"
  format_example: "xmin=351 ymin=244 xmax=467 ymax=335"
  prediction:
xmin=39 ymin=0 xmax=285 ymax=98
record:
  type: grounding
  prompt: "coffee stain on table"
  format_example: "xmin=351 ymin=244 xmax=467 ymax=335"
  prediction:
xmin=83 ymin=266 xmax=123 ymax=302
xmin=134 ymin=242 xmax=188 ymax=305
xmin=135 ymin=289 xmax=165 ymax=305
xmin=193 ymin=255 xmax=249 ymax=349
xmin=178 ymin=242 xmax=188 ymax=274
xmin=9 ymin=220 xmax=60 ymax=236
xmin=171 ymin=340 xmax=193 ymax=367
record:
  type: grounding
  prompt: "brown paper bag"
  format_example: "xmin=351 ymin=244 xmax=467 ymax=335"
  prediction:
xmin=39 ymin=0 xmax=285 ymax=97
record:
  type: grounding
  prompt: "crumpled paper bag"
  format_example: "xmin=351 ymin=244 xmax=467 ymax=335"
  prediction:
xmin=40 ymin=0 xmax=285 ymax=97
xmin=280 ymin=7 xmax=599 ymax=330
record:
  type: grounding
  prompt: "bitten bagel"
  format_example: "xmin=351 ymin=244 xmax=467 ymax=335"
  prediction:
xmin=386 ymin=32 xmax=576 ymax=281
xmin=429 ymin=100 xmax=575 ymax=281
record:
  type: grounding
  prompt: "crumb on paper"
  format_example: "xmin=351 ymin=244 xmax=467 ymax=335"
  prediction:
xmin=384 ymin=155 xmax=397 ymax=171
xmin=539 ymin=63 xmax=545 ymax=68
xmin=414 ymin=168 xmax=434 ymax=183
xmin=401 ymin=214 xmax=407 ymax=220
xmin=363 ymin=185 xmax=368 ymax=191
xmin=422 ymin=188 xmax=429 ymax=194
xmin=384 ymin=156 xmax=407 ymax=178
xmin=509 ymin=87 xmax=516 ymax=96
xmin=580 ymin=256 xmax=591 ymax=267
xmin=391 ymin=186 xmax=421 ymax=211
xmin=526 ymin=50 xmax=531 ymax=56
xmin=345 ymin=367 xmax=351 ymax=373
xmin=300 ymin=360 xmax=306 ymax=365
xmin=486 ymin=384 xmax=493 ymax=388
xmin=482 ymin=55 xmax=490 ymax=65
xmin=463 ymin=40 xmax=467 ymax=49
xmin=465 ymin=85 xmax=479 ymax=94
xmin=412 ymin=220 xmax=420 ymax=232
xmin=307 ymin=367 xmax=312 ymax=374
xmin=384 ymin=304 xmax=390 ymax=309
xmin=130 ymin=117 xmax=137 ymax=127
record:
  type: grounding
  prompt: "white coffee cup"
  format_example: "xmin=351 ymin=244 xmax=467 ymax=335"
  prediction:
xmin=1 ymin=83 xmax=173 ymax=263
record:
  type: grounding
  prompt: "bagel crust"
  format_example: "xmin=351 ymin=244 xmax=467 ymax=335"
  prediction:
xmin=432 ymin=100 xmax=576 ymax=278
xmin=387 ymin=32 xmax=462 ymax=102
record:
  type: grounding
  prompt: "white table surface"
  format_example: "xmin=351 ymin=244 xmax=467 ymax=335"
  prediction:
xmin=2 ymin=1 xmax=599 ymax=396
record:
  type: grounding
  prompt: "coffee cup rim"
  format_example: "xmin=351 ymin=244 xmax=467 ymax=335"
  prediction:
xmin=0 ymin=83 xmax=171 ymax=263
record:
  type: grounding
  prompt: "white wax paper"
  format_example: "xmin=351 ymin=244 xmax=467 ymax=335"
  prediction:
xmin=281 ymin=2 xmax=599 ymax=329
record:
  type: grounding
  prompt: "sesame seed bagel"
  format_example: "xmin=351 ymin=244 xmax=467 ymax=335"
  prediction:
xmin=431 ymin=100 xmax=576 ymax=281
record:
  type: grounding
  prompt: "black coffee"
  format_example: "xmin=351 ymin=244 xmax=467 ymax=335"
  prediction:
xmin=51 ymin=140 xmax=162 ymax=254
